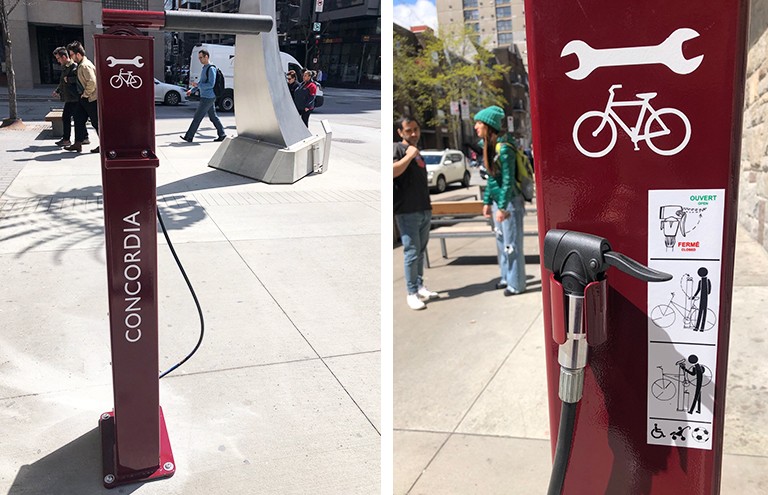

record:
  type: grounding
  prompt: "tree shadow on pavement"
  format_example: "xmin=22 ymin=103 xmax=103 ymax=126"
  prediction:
xmin=7 ymin=427 xmax=139 ymax=495
xmin=0 ymin=185 xmax=206 ymax=262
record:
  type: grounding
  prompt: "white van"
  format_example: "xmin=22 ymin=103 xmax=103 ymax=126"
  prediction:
xmin=188 ymin=43 xmax=324 ymax=112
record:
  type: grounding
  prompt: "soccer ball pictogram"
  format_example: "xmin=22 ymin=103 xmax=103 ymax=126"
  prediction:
xmin=692 ymin=427 xmax=710 ymax=443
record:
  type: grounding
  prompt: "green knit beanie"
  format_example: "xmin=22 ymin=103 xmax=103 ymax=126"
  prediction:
xmin=474 ymin=105 xmax=505 ymax=132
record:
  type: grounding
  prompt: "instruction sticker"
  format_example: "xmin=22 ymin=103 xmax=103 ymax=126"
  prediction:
xmin=646 ymin=189 xmax=724 ymax=450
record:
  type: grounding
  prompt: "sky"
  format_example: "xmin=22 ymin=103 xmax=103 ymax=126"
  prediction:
xmin=393 ymin=0 xmax=438 ymax=31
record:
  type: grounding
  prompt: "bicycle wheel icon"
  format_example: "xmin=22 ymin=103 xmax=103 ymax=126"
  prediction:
xmin=109 ymin=74 xmax=124 ymax=89
xmin=127 ymin=75 xmax=143 ymax=89
xmin=572 ymin=111 xmax=617 ymax=158
xmin=650 ymin=304 xmax=675 ymax=328
xmin=652 ymin=378 xmax=676 ymax=401
xmin=644 ymin=108 xmax=691 ymax=156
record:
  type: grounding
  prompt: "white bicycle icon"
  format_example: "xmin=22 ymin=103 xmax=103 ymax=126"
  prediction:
xmin=109 ymin=68 xmax=143 ymax=89
xmin=573 ymin=84 xmax=691 ymax=158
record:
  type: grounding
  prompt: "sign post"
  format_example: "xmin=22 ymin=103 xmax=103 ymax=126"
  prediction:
xmin=525 ymin=1 xmax=749 ymax=492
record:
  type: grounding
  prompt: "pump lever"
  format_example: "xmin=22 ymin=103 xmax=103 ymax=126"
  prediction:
xmin=604 ymin=251 xmax=672 ymax=282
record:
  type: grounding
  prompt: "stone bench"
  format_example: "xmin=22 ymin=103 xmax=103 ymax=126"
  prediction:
xmin=45 ymin=109 xmax=64 ymax=137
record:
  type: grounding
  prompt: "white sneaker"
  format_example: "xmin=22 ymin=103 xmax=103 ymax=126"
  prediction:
xmin=407 ymin=294 xmax=426 ymax=310
xmin=417 ymin=286 xmax=439 ymax=300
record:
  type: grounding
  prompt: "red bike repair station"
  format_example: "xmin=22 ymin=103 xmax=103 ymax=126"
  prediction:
xmin=92 ymin=8 xmax=271 ymax=488
xmin=525 ymin=0 xmax=750 ymax=493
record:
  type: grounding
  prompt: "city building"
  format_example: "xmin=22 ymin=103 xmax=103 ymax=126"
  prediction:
xmin=435 ymin=0 xmax=527 ymax=69
xmin=191 ymin=0 xmax=380 ymax=88
xmin=1 ymin=0 xmax=166 ymax=89
xmin=0 ymin=0 xmax=379 ymax=89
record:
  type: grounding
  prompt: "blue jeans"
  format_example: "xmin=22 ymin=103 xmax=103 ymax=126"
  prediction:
xmin=183 ymin=97 xmax=225 ymax=141
xmin=493 ymin=197 xmax=526 ymax=293
xmin=396 ymin=210 xmax=432 ymax=295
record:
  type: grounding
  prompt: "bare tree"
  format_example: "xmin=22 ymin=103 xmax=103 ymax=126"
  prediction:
xmin=0 ymin=0 xmax=23 ymax=126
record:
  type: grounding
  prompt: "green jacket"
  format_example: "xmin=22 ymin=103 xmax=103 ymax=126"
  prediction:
xmin=482 ymin=133 xmax=518 ymax=208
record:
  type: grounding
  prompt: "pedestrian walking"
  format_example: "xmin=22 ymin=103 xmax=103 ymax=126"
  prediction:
xmin=51 ymin=47 xmax=88 ymax=147
xmin=393 ymin=116 xmax=438 ymax=310
xmin=292 ymin=70 xmax=317 ymax=127
xmin=65 ymin=41 xmax=99 ymax=153
xmin=180 ymin=49 xmax=226 ymax=143
xmin=286 ymin=70 xmax=299 ymax=94
xmin=474 ymin=105 xmax=527 ymax=295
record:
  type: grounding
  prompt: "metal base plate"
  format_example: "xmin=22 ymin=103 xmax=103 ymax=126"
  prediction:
xmin=99 ymin=406 xmax=175 ymax=489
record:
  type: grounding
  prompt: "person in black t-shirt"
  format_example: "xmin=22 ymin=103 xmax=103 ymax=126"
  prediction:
xmin=394 ymin=117 xmax=438 ymax=310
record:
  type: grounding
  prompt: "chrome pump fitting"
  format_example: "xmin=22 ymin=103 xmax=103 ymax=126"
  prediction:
xmin=543 ymin=229 xmax=672 ymax=403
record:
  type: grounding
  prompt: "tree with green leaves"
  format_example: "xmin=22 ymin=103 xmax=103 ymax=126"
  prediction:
xmin=0 ymin=0 xmax=23 ymax=126
xmin=394 ymin=27 xmax=508 ymax=146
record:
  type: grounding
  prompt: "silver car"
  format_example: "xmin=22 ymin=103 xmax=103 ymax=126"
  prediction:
xmin=421 ymin=149 xmax=471 ymax=193
xmin=154 ymin=79 xmax=187 ymax=106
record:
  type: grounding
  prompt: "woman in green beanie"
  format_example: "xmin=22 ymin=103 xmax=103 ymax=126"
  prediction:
xmin=474 ymin=105 xmax=526 ymax=295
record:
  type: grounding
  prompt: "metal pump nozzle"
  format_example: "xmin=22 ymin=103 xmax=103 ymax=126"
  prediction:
xmin=543 ymin=229 xmax=672 ymax=402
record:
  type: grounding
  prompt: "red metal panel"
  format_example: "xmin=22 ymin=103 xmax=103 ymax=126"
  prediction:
xmin=95 ymin=34 xmax=162 ymax=477
xmin=525 ymin=1 xmax=748 ymax=493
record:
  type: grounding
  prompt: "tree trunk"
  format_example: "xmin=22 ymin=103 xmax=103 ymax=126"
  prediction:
xmin=0 ymin=0 xmax=21 ymax=125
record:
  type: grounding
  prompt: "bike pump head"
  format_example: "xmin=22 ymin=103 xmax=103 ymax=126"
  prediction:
xmin=543 ymin=229 xmax=672 ymax=402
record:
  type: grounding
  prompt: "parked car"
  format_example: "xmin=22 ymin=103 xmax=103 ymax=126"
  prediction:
xmin=154 ymin=79 xmax=187 ymax=106
xmin=421 ymin=149 xmax=471 ymax=193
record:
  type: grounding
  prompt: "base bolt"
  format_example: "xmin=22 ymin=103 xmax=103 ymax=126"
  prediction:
xmin=101 ymin=413 xmax=111 ymax=421
xmin=104 ymin=474 xmax=115 ymax=484
xmin=163 ymin=462 xmax=174 ymax=471
xmin=141 ymin=150 xmax=149 ymax=158
xmin=108 ymin=151 xmax=117 ymax=159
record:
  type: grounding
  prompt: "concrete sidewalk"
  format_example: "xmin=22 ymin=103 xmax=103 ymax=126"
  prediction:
xmin=393 ymin=189 xmax=768 ymax=494
xmin=0 ymin=93 xmax=380 ymax=494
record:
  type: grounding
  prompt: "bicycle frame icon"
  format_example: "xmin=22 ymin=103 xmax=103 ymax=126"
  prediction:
xmin=109 ymin=68 xmax=143 ymax=89
xmin=573 ymin=84 xmax=691 ymax=158
xmin=651 ymin=273 xmax=716 ymax=332
xmin=651 ymin=360 xmax=711 ymax=412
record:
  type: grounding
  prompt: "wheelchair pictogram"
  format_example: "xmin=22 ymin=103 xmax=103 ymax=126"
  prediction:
xmin=572 ymin=84 xmax=691 ymax=158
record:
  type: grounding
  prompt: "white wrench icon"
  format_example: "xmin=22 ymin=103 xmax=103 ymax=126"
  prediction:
xmin=561 ymin=28 xmax=704 ymax=80
xmin=106 ymin=55 xmax=145 ymax=68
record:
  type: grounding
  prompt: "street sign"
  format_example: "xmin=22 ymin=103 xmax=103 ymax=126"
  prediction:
xmin=315 ymin=0 xmax=324 ymax=13
xmin=450 ymin=101 xmax=460 ymax=116
xmin=460 ymin=99 xmax=470 ymax=120
xmin=313 ymin=22 xmax=321 ymax=32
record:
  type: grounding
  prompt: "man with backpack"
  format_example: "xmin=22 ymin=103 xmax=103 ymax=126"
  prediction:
xmin=180 ymin=49 xmax=227 ymax=143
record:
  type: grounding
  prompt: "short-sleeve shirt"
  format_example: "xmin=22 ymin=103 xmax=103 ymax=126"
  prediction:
xmin=393 ymin=142 xmax=431 ymax=214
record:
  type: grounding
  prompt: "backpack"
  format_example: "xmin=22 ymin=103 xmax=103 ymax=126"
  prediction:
xmin=514 ymin=148 xmax=535 ymax=202
xmin=207 ymin=65 xmax=225 ymax=98
xmin=496 ymin=142 xmax=534 ymax=202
